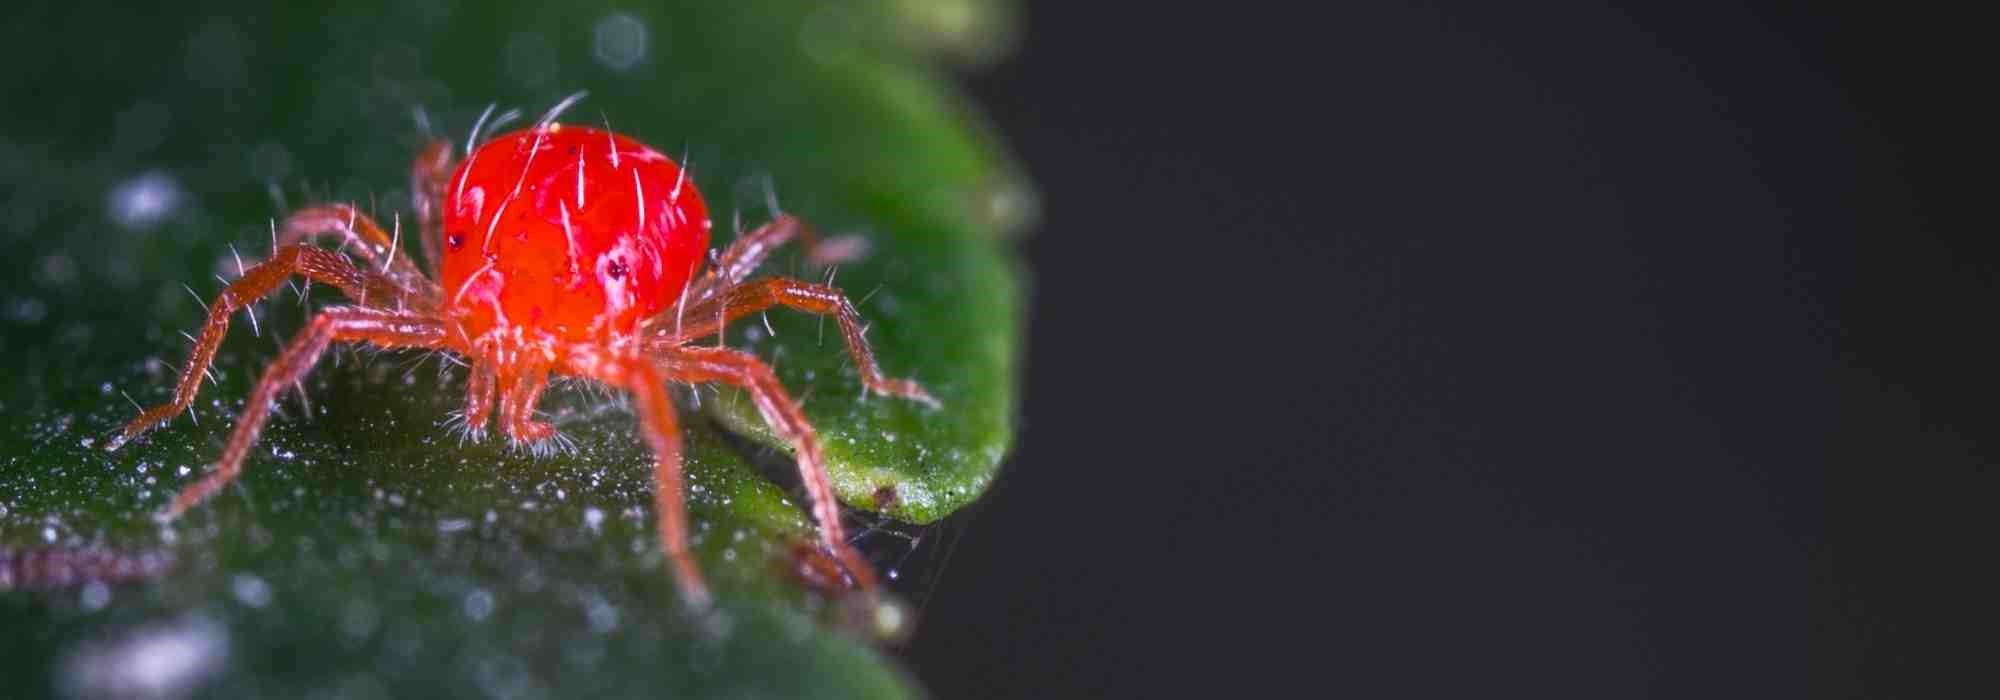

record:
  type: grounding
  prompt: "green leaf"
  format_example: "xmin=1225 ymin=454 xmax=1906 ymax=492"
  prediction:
xmin=697 ymin=53 xmax=1029 ymax=524
xmin=0 ymin=0 xmax=1025 ymax=696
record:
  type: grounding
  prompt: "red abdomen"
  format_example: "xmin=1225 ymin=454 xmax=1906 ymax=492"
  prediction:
xmin=440 ymin=124 xmax=710 ymax=344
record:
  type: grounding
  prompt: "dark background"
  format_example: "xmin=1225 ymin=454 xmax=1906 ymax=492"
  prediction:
xmin=907 ymin=2 xmax=1980 ymax=697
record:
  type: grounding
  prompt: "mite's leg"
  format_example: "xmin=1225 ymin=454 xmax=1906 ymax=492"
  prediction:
xmin=497 ymin=361 xmax=563 ymax=453
xmin=164 ymin=306 xmax=447 ymax=517
xmin=686 ymin=214 xmax=867 ymax=301
xmin=657 ymin=277 xmax=938 ymax=408
xmin=109 ymin=245 xmax=423 ymax=451
xmin=455 ymin=359 xmax=497 ymax=443
xmin=409 ymin=139 xmax=453 ymax=281
xmin=274 ymin=204 xmax=435 ymax=297
xmin=660 ymin=345 xmax=880 ymax=591
xmin=587 ymin=355 xmax=710 ymax=606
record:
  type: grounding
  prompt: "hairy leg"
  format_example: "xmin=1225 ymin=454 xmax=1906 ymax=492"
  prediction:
xmin=274 ymin=204 xmax=436 ymax=298
xmin=409 ymin=139 xmax=453 ymax=281
xmin=164 ymin=306 xmax=448 ymax=517
xmin=687 ymin=214 xmax=867 ymax=301
xmin=581 ymin=352 xmax=710 ymax=606
xmin=456 ymin=358 xmax=498 ymax=442
xmin=655 ymin=277 xmax=938 ymax=407
xmin=497 ymin=360 xmax=561 ymax=450
xmin=109 ymin=244 xmax=425 ymax=450
xmin=660 ymin=345 xmax=880 ymax=591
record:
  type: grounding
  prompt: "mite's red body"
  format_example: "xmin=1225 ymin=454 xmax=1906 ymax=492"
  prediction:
xmin=442 ymin=126 xmax=709 ymax=346
xmin=108 ymin=115 xmax=936 ymax=607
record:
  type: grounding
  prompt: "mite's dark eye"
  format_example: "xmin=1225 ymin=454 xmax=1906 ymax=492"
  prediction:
xmin=606 ymin=257 xmax=629 ymax=279
xmin=446 ymin=231 xmax=465 ymax=250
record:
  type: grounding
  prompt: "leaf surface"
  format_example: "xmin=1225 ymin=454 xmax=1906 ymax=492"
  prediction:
xmin=0 ymin=0 xmax=1025 ymax=695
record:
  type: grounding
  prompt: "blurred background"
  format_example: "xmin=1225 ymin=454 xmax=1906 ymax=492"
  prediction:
xmin=911 ymin=2 xmax=1976 ymax=697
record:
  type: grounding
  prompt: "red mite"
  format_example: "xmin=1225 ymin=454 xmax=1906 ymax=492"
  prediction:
xmin=106 ymin=102 xmax=937 ymax=607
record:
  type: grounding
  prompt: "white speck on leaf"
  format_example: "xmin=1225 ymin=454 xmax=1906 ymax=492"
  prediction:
xmin=61 ymin=614 xmax=228 ymax=699
xmin=231 ymin=574 xmax=271 ymax=608
xmin=593 ymin=13 xmax=649 ymax=71
xmin=108 ymin=171 xmax=182 ymax=230
xmin=464 ymin=589 xmax=495 ymax=621
xmin=587 ymin=598 xmax=619 ymax=634
xmin=80 ymin=582 xmax=111 ymax=611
